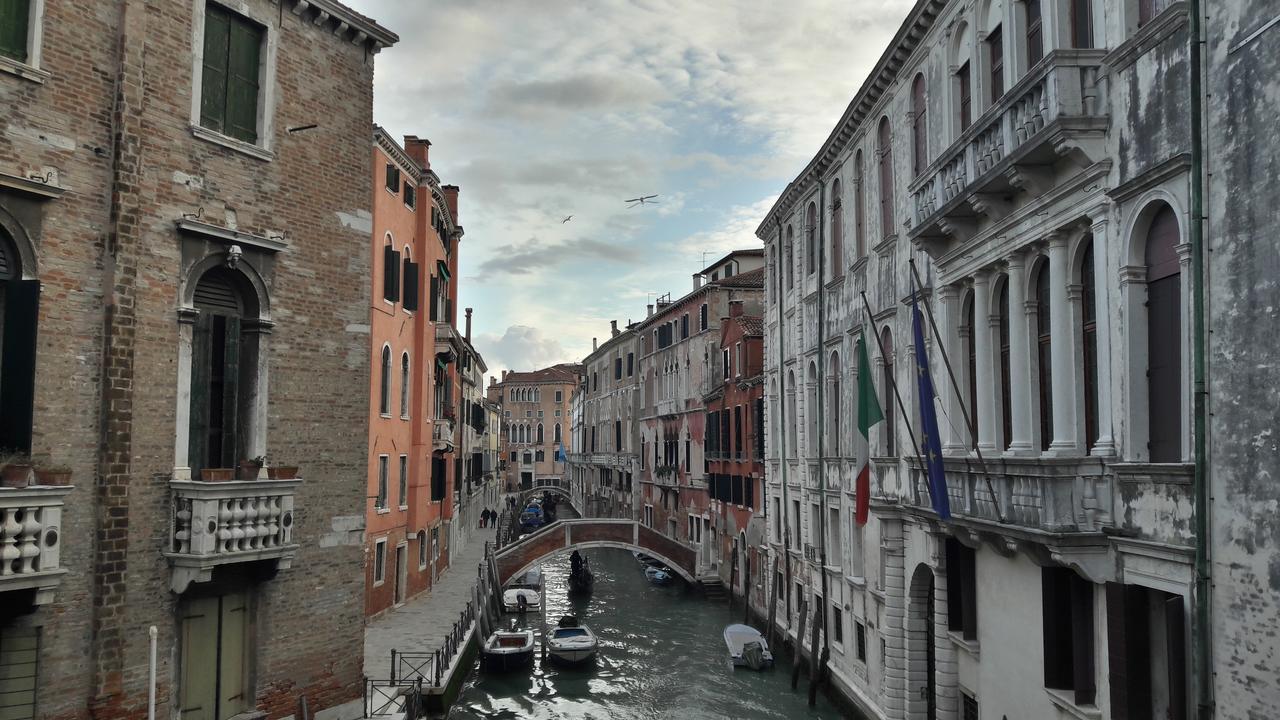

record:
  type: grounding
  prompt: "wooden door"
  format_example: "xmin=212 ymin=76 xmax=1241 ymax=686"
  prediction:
xmin=180 ymin=596 xmax=219 ymax=720
xmin=0 ymin=625 xmax=40 ymax=720
xmin=217 ymin=592 xmax=249 ymax=719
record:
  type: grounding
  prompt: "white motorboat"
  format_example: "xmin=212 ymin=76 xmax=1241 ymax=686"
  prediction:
xmin=547 ymin=616 xmax=599 ymax=665
xmin=481 ymin=626 xmax=535 ymax=672
xmin=724 ymin=623 xmax=774 ymax=670
xmin=644 ymin=565 xmax=673 ymax=586
xmin=502 ymin=587 xmax=541 ymax=613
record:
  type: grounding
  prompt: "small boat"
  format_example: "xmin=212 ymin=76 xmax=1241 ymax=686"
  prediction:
xmin=724 ymin=624 xmax=774 ymax=670
xmin=547 ymin=616 xmax=599 ymax=665
xmin=644 ymin=565 xmax=673 ymax=586
xmin=519 ymin=504 xmax=545 ymax=531
xmin=568 ymin=552 xmax=594 ymax=595
xmin=631 ymin=550 xmax=649 ymax=564
xmin=481 ymin=625 xmax=535 ymax=672
xmin=503 ymin=566 xmax=543 ymax=612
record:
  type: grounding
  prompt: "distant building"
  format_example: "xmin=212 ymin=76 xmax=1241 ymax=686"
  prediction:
xmin=487 ymin=364 xmax=581 ymax=494
xmin=452 ymin=308 xmax=500 ymax=557
xmin=568 ymin=320 xmax=642 ymax=520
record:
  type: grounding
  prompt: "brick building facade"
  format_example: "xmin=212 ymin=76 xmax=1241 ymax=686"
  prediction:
xmin=567 ymin=321 xmax=641 ymax=520
xmin=0 ymin=2 xmax=395 ymax=719
xmin=487 ymin=364 xmax=580 ymax=495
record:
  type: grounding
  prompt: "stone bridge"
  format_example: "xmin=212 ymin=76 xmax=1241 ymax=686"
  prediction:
xmin=494 ymin=519 xmax=699 ymax=585
xmin=519 ymin=484 xmax=573 ymax=506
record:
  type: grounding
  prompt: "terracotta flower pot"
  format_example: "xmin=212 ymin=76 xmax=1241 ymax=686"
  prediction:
xmin=268 ymin=466 xmax=299 ymax=480
xmin=1 ymin=463 xmax=33 ymax=488
xmin=199 ymin=468 xmax=236 ymax=482
xmin=34 ymin=469 xmax=73 ymax=486
xmin=238 ymin=461 xmax=265 ymax=480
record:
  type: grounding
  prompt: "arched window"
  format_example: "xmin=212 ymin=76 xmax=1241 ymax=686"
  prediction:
xmin=877 ymin=117 xmax=895 ymax=240
xmin=828 ymin=351 xmax=841 ymax=455
xmin=1146 ymin=205 xmax=1181 ymax=461
xmin=1035 ymin=260 xmax=1053 ymax=451
xmin=1080 ymin=238 xmax=1099 ymax=452
xmin=997 ymin=277 xmax=1013 ymax=450
xmin=785 ymin=226 xmax=795 ymax=289
xmin=806 ymin=361 xmax=819 ymax=456
xmin=806 ymin=202 xmax=818 ymax=275
xmin=510 ymin=425 xmax=517 ymax=443
xmin=0 ymin=227 xmax=37 ymax=454
xmin=912 ymin=74 xmax=928 ymax=177
xmin=953 ymin=23 xmax=974 ymax=132
xmin=786 ymin=369 xmax=798 ymax=456
xmin=831 ymin=180 xmax=844 ymax=278
xmin=554 ymin=422 xmax=562 ymax=444
xmin=963 ymin=292 xmax=978 ymax=450
xmin=379 ymin=345 xmax=392 ymax=415
xmin=537 ymin=423 xmax=544 ymax=445
xmin=382 ymin=235 xmax=400 ymax=303
xmin=881 ymin=328 xmax=896 ymax=456
xmin=854 ymin=150 xmax=866 ymax=257
xmin=987 ymin=22 xmax=1005 ymax=103
xmin=400 ymin=352 xmax=411 ymax=418
xmin=190 ymin=267 xmax=260 ymax=475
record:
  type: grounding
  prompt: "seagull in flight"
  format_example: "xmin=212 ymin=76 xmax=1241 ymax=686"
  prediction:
xmin=561 ymin=215 xmax=573 ymax=224
xmin=625 ymin=195 xmax=659 ymax=208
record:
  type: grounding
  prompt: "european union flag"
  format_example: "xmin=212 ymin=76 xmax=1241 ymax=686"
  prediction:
xmin=912 ymin=292 xmax=951 ymax=520
xmin=555 ymin=445 xmax=566 ymax=463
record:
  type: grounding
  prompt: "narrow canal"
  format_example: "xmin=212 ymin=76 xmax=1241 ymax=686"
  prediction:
xmin=450 ymin=547 xmax=843 ymax=719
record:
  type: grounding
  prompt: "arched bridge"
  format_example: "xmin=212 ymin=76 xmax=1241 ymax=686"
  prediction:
xmin=519 ymin=484 xmax=573 ymax=506
xmin=494 ymin=519 xmax=698 ymax=584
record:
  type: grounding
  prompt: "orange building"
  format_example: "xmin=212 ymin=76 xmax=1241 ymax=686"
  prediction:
xmin=365 ymin=127 xmax=465 ymax=616
xmin=487 ymin=364 xmax=582 ymax=494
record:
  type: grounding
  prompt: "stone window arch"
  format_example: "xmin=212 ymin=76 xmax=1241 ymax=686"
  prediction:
xmin=806 ymin=360 xmax=819 ymax=456
xmin=877 ymin=117 xmax=895 ymax=240
xmin=785 ymin=369 xmax=798 ymax=456
xmin=830 ymin=179 xmax=844 ymax=278
xmin=911 ymin=73 xmax=928 ymax=177
xmin=400 ymin=351 xmax=411 ymax=419
xmin=785 ymin=225 xmax=795 ymax=289
xmin=379 ymin=345 xmax=392 ymax=416
xmin=1031 ymin=256 xmax=1054 ymax=452
xmin=854 ymin=150 xmax=866 ymax=257
xmin=805 ymin=201 xmax=818 ymax=276
xmin=827 ymin=350 xmax=841 ymax=456
xmin=537 ymin=422 xmax=544 ymax=445
xmin=880 ymin=327 xmax=896 ymax=456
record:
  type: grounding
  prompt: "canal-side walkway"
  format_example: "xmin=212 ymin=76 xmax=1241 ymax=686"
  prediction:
xmin=364 ymin=522 xmax=497 ymax=683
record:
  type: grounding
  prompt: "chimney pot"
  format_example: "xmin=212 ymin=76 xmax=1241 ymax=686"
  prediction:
xmin=592 ymin=337 xmax=598 ymax=352
xmin=465 ymin=307 xmax=473 ymax=343
xmin=693 ymin=273 xmax=703 ymax=291
xmin=730 ymin=299 xmax=744 ymax=318
xmin=647 ymin=304 xmax=654 ymax=317
xmin=610 ymin=320 xmax=619 ymax=337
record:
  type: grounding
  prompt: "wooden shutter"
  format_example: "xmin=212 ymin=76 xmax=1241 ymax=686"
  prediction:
xmin=1026 ymin=0 xmax=1044 ymax=66
xmin=218 ymin=592 xmax=249 ymax=718
xmin=188 ymin=313 xmax=213 ymax=474
xmin=200 ymin=6 xmax=231 ymax=134
xmin=1041 ymin=567 xmax=1074 ymax=688
xmin=383 ymin=245 xmax=399 ymax=302
xmin=0 ymin=0 xmax=30 ymax=62
xmin=225 ymin=16 xmax=261 ymax=143
xmin=1071 ymin=0 xmax=1093 ymax=47
xmin=878 ymin=119 xmax=894 ymax=239
xmin=1070 ymin=574 xmax=1096 ymax=705
xmin=402 ymin=260 xmax=419 ymax=311
xmin=1165 ymin=593 xmax=1188 ymax=720
xmin=946 ymin=540 xmax=964 ymax=632
xmin=431 ymin=457 xmax=445 ymax=501
xmin=217 ymin=316 xmax=242 ymax=468
xmin=0 ymin=625 xmax=39 ymax=720
xmin=429 ymin=274 xmax=439 ymax=320
xmin=912 ymin=74 xmax=927 ymax=177
xmin=700 ymin=304 xmax=708 ymax=330
xmin=988 ymin=26 xmax=1004 ymax=100
xmin=958 ymin=62 xmax=972 ymax=130
xmin=180 ymin=596 xmax=219 ymax=720
xmin=0 ymin=279 xmax=39 ymax=454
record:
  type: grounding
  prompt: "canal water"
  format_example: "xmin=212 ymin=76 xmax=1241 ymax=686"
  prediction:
xmin=450 ymin=547 xmax=843 ymax=719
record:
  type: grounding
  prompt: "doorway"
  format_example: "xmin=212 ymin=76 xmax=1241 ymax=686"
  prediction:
xmin=180 ymin=591 xmax=250 ymax=720
xmin=395 ymin=544 xmax=407 ymax=605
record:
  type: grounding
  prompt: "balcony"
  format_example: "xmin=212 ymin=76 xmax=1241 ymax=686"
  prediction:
xmin=909 ymin=50 xmax=1107 ymax=253
xmin=0 ymin=485 xmax=71 ymax=604
xmin=167 ymin=478 xmax=299 ymax=593
xmin=433 ymin=417 xmax=456 ymax=451
xmin=435 ymin=323 xmax=461 ymax=358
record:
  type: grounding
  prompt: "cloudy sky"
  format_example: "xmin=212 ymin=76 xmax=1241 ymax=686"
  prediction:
xmin=346 ymin=0 xmax=914 ymax=381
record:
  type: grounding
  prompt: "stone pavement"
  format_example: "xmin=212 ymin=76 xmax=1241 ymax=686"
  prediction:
xmin=363 ymin=521 xmax=497 ymax=683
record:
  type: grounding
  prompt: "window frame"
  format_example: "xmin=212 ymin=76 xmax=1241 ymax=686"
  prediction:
xmin=397 ymin=454 xmax=408 ymax=509
xmin=376 ymin=454 xmax=389 ymax=510
xmin=373 ymin=538 xmax=387 ymax=585
xmin=0 ymin=0 xmax=46 ymax=82
xmin=189 ymin=0 xmax=279 ymax=159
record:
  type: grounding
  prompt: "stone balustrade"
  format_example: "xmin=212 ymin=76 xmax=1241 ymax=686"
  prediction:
xmin=0 ymin=485 xmax=71 ymax=604
xmin=167 ymin=478 xmax=299 ymax=592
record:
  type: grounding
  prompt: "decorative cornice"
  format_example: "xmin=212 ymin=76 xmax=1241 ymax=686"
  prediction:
xmin=0 ymin=170 xmax=66 ymax=200
xmin=373 ymin=126 xmax=423 ymax=184
xmin=175 ymin=219 xmax=288 ymax=253
xmin=287 ymin=0 xmax=398 ymax=52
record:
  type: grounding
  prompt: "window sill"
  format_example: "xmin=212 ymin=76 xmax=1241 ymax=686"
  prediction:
xmin=376 ymin=507 xmax=391 ymax=515
xmin=0 ymin=55 xmax=50 ymax=84
xmin=398 ymin=504 xmax=408 ymax=511
xmin=1044 ymin=689 xmax=1101 ymax=720
xmin=191 ymin=124 xmax=274 ymax=162
xmin=948 ymin=631 xmax=980 ymax=657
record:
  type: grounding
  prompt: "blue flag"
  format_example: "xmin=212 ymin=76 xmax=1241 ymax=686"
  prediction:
xmin=555 ymin=445 xmax=566 ymax=462
xmin=912 ymin=292 xmax=951 ymax=520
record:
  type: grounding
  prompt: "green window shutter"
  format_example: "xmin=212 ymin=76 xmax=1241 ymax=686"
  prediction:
xmin=218 ymin=316 xmax=242 ymax=468
xmin=188 ymin=313 xmax=213 ymax=476
xmin=0 ymin=0 xmax=30 ymax=62
xmin=200 ymin=6 xmax=231 ymax=134
xmin=225 ymin=16 xmax=261 ymax=143
xmin=218 ymin=592 xmax=250 ymax=717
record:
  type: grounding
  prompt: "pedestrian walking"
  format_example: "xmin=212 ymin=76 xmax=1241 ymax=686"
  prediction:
xmin=479 ymin=508 xmax=489 ymax=528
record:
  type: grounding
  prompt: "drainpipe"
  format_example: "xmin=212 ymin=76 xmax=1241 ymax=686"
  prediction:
xmin=776 ymin=218 xmax=792 ymax=626
xmin=813 ymin=178 xmax=830 ymax=703
xmin=1188 ymin=0 xmax=1212 ymax=717
xmin=147 ymin=625 xmax=157 ymax=720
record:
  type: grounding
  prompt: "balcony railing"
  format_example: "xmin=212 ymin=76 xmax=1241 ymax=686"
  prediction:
xmin=909 ymin=50 xmax=1106 ymax=246
xmin=167 ymin=478 xmax=300 ymax=592
xmin=433 ymin=418 xmax=456 ymax=451
xmin=0 ymin=485 xmax=71 ymax=604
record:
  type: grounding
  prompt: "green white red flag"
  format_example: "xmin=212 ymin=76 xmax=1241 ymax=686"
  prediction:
xmin=855 ymin=334 xmax=884 ymax=525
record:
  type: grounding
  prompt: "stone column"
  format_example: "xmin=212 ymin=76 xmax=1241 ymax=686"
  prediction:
xmin=972 ymin=270 xmax=998 ymax=454
xmin=1089 ymin=211 xmax=1117 ymax=455
xmin=940 ymin=285 xmax=966 ymax=455
xmin=932 ymin=552 xmax=959 ymax=720
xmin=881 ymin=519 xmax=908 ymax=718
xmin=1005 ymin=252 xmax=1034 ymax=454
xmin=174 ymin=308 xmax=198 ymax=480
xmin=1047 ymin=233 xmax=1080 ymax=454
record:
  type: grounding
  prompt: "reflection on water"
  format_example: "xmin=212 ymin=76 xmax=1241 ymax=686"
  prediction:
xmin=450 ymin=548 xmax=842 ymax=719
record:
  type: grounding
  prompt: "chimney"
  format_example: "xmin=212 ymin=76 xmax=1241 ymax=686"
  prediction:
xmin=730 ymin=299 xmax=745 ymax=318
xmin=403 ymin=135 xmax=431 ymax=170
xmin=693 ymin=273 xmax=703 ymax=291
xmin=442 ymin=185 xmax=460 ymax=224
xmin=647 ymin=304 xmax=654 ymax=318
xmin=610 ymin=320 xmax=619 ymax=337
xmin=465 ymin=307 xmax=473 ymax=343
xmin=592 ymin=337 xmax=598 ymax=352
xmin=502 ymin=370 xmax=509 ymax=381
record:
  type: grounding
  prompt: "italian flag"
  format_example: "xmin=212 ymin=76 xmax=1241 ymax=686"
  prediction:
xmin=855 ymin=334 xmax=884 ymax=525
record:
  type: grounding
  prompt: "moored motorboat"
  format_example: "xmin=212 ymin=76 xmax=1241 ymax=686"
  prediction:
xmin=644 ymin=565 xmax=673 ymax=586
xmin=481 ymin=625 xmax=535 ymax=672
xmin=503 ymin=566 xmax=543 ymax=612
xmin=547 ymin=616 xmax=598 ymax=665
xmin=723 ymin=623 xmax=774 ymax=670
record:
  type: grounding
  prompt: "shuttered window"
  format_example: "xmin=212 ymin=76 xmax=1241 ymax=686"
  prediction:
xmin=1042 ymin=567 xmax=1095 ymax=706
xmin=988 ymin=25 xmax=1004 ymax=102
xmin=1081 ymin=240 xmax=1099 ymax=451
xmin=375 ymin=455 xmax=388 ymax=509
xmin=402 ymin=259 xmax=419 ymax=311
xmin=0 ymin=625 xmax=39 ymax=720
xmin=998 ymin=280 xmax=1012 ymax=450
xmin=1026 ymin=0 xmax=1043 ymax=66
xmin=734 ymin=406 xmax=743 ymax=459
xmin=0 ymin=0 xmax=30 ymax=63
xmin=945 ymin=538 xmax=978 ymax=640
xmin=402 ymin=180 xmax=415 ymax=209
xmin=957 ymin=62 xmax=973 ymax=131
xmin=382 ymin=244 xmax=400 ymax=302
xmin=1146 ymin=205 xmax=1181 ymax=462
xmin=431 ymin=457 xmax=446 ymax=501
xmin=699 ymin=304 xmax=708 ymax=331
xmin=911 ymin=74 xmax=928 ymax=177
xmin=830 ymin=181 xmax=843 ymax=277
xmin=384 ymin=164 xmax=400 ymax=193
xmin=190 ymin=270 xmax=245 ymax=475
xmin=200 ymin=4 xmax=263 ymax=144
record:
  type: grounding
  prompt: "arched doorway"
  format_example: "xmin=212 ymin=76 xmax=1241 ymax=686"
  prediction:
xmin=1144 ymin=204 xmax=1181 ymax=462
xmin=189 ymin=267 xmax=261 ymax=476
xmin=0 ymin=227 xmax=38 ymax=454
xmin=907 ymin=563 xmax=937 ymax=720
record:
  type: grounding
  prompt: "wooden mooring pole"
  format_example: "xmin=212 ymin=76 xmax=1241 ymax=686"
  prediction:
xmin=790 ymin=597 xmax=808 ymax=690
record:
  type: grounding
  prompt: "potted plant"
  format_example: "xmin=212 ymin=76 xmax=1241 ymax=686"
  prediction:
xmin=199 ymin=468 xmax=236 ymax=482
xmin=1 ymin=453 xmax=34 ymax=488
xmin=34 ymin=462 xmax=73 ymax=486
xmin=238 ymin=455 xmax=267 ymax=480
xmin=268 ymin=462 xmax=299 ymax=480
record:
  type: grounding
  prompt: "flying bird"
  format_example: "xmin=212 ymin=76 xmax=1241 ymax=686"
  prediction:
xmin=561 ymin=215 xmax=573 ymax=223
xmin=625 ymin=195 xmax=659 ymax=208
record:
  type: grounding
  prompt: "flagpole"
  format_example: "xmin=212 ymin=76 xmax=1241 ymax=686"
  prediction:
xmin=907 ymin=260 xmax=1006 ymax=524
xmin=859 ymin=292 xmax=931 ymax=508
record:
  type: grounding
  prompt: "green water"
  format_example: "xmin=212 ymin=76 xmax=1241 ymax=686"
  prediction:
xmin=449 ymin=547 xmax=844 ymax=719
